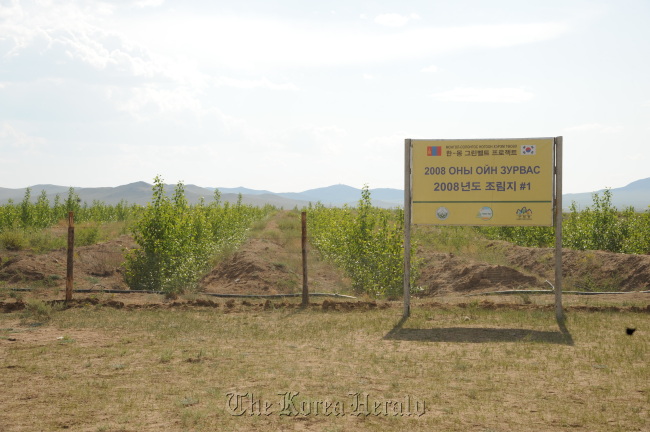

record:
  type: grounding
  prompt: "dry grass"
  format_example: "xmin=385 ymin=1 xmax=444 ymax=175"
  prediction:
xmin=0 ymin=300 xmax=648 ymax=431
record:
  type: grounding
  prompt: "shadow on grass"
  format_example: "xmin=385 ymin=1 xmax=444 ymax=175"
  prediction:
xmin=384 ymin=317 xmax=574 ymax=345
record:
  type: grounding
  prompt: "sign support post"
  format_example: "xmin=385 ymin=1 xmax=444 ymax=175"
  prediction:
xmin=554 ymin=136 xmax=564 ymax=322
xmin=404 ymin=139 xmax=412 ymax=318
xmin=301 ymin=211 xmax=309 ymax=307
xmin=66 ymin=211 xmax=74 ymax=302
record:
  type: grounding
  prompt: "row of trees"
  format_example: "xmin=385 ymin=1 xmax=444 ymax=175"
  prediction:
xmin=308 ymin=186 xmax=418 ymax=299
xmin=477 ymin=189 xmax=650 ymax=254
xmin=124 ymin=176 xmax=272 ymax=294
xmin=0 ymin=187 xmax=140 ymax=231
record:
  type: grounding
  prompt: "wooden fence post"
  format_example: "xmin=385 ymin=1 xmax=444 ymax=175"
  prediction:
xmin=66 ymin=211 xmax=74 ymax=302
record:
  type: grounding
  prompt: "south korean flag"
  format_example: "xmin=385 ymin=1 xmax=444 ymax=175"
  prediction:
xmin=521 ymin=145 xmax=536 ymax=155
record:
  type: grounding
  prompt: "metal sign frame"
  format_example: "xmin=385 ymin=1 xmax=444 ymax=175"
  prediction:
xmin=403 ymin=137 xmax=564 ymax=321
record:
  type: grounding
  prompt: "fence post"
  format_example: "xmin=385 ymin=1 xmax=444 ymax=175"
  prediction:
xmin=66 ymin=211 xmax=74 ymax=302
xmin=301 ymin=211 xmax=309 ymax=306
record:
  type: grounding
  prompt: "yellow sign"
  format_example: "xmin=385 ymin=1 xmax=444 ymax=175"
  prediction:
xmin=411 ymin=138 xmax=555 ymax=226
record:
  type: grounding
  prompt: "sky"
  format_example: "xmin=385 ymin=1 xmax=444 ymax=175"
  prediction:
xmin=0 ymin=0 xmax=649 ymax=194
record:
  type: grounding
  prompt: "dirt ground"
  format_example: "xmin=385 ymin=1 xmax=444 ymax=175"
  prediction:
xmin=0 ymin=294 xmax=647 ymax=432
xmin=0 ymin=220 xmax=649 ymax=304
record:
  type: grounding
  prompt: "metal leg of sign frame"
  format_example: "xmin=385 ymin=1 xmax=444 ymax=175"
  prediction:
xmin=554 ymin=136 xmax=565 ymax=322
xmin=403 ymin=139 xmax=412 ymax=318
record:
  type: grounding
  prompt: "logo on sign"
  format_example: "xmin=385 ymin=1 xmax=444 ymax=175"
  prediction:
xmin=521 ymin=145 xmax=536 ymax=155
xmin=477 ymin=207 xmax=493 ymax=221
xmin=427 ymin=146 xmax=442 ymax=156
xmin=516 ymin=207 xmax=533 ymax=220
xmin=436 ymin=207 xmax=449 ymax=221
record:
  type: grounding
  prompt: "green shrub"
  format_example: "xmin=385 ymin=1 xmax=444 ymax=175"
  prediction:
xmin=477 ymin=189 xmax=650 ymax=254
xmin=563 ymin=189 xmax=649 ymax=254
xmin=124 ymin=177 xmax=215 ymax=294
xmin=22 ymin=299 xmax=57 ymax=322
xmin=124 ymin=177 xmax=271 ymax=294
xmin=0 ymin=229 xmax=27 ymax=251
xmin=308 ymin=186 xmax=418 ymax=298
xmin=76 ymin=224 xmax=101 ymax=246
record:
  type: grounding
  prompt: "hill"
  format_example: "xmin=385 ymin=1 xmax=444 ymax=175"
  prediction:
xmin=0 ymin=177 xmax=648 ymax=210
xmin=0 ymin=183 xmax=402 ymax=208
xmin=563 ymin=177 xmax=650 ymax=210
xmin=0 ymin=182 xmax=313 ymax=208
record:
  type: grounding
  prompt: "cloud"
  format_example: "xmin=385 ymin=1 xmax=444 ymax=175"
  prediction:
xmin=564 ymin=123 xmax=622 ymax=134
xmin=108 ymin=85 xmax=202 ymax=120
xmin=274 ymin=124 xmax=348 ymax=155
xmin=0 ymin=122 xmax=46 ymax=153
xmin=123 ymin=14 xmax=568 ymax=71
xmin=0 ymin=2 xmax=308 ymax=97
xmin=0 ymin=1 xmax=299 ymax=130
xmin=431 ymin=87 xmax=534 ymax=103
xmin=132 ymin=0 xmax=165 ymax=8
xmin=421 ymin=65 xmax=439 ymax=73
xmin=211 ymin=76 xmax=299 ymax=91
xmin=0 ymin=1 xmax=165 ymax=80
xmin=374 ymin=13 xmax=420 ymax=28
xmin=1 ymin=3 xmax=570 ymax=75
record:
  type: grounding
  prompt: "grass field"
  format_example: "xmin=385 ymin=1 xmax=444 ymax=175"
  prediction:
xmin=1 ymin=298 xmax=648 ymax=431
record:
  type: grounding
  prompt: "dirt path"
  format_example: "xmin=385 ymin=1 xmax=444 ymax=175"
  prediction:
xmin=199 ymin=214 xmax=348 ymax=295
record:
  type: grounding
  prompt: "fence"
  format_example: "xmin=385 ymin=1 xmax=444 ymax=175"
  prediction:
xmin=60 ymin=211 xmax=353 ymax=303
xmin=3 ymin=210 xmax=649 ymax=303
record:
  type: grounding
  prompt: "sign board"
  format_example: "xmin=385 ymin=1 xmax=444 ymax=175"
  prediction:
xmin=411 ymin=138 xmax=554 ymax=226
xmin=403 ymin=137 xmax=564 ymax=321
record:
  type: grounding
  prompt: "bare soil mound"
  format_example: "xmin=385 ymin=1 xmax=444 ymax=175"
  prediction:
xmin=416 ymin=241 xmax=650 ymax=296
xmin=416 ymin=251 xmax=539 ymax=296
xmin=486 ymin=241 xmax=650 ymax=292
xmin=200 ymin=239 xmax=298 ymax=295
xmin=0 ymin=235 xmax=135 ymax=291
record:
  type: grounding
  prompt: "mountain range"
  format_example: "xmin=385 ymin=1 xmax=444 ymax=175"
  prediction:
xmin=0 ymin=182 xmax=403 ymax=209
xmin=563 ymin=177 xmax=650 ymax=211
xmin=0 ymin=178 xmax=648 ymax=210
